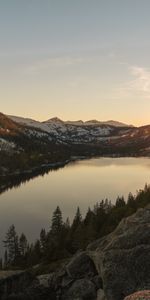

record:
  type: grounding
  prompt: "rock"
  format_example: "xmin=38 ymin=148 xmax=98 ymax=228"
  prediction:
xmin=0 ymin=270 xmax=24 ymax=280
xmin=97 ymin=289 xmax=106 ymax=300
xmin=0 ymin=270 xmax=34 ymax=300
xmin=92 ymin=275 xmax=103 ymax=290
xmin=37 ymin=274 xmax=52 ymax=288
xmin=5 ymin=293 xmax=27 ymax=300
xmin=88 ymin=206 xmax=150 ymax=300
xmin=48 ymin=253 xmax=101 ymax=299
xmin=0 ymin=270 xmax=56 ymax=300
xmin=66 ymin=251 xmax=98 ymax=279
xmin=124 ymin=290 xmax=150 ymax=299
xmin=23 ymin=284 xmax=56 ymax=300
xmin=0 ymin=253 xmax=99 ymax=299
xmin=62 ymin=278 xmax=97 ymax=300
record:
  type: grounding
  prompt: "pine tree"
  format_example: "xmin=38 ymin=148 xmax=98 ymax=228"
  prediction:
xmin=116 ymin=196 xmax=126 ymax=208
xmin=3 ymin=225 xmax=19 ymax=266
xmin=0 ymin=258 xmax=3 ymax=270
xmin=40 ymin=228 xmax=47 ymax=255
xmin=46 ymin=207 xmax=68 ymax=260
xmin=64 ymin=217 xmax=70 ymax=229
xmin=82 ymin=208 xmax=97 ymax=247
xmin=72 ymin=207 xmax=82 ymax=232
xmin=51 ymin=206 xmax=63 ymax=235
xmin=4 ymin=250 xmax=8 ymax=269
xmin=33 ymin=240 xmax=41 ymax=262
xmin=84 ymin=207 xmax=93 ymax=226
xmin=70 ymin=207 xmax=83 ymax=252
xmin=19 ymin=233 xmax=28 ymax=256
xmin=127 ymin=192 xmax=136 ymax=209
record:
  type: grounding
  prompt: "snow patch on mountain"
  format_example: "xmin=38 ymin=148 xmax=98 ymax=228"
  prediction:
xmin=0 ymin=138 xmax=16 ymax=152
xmin=65 ymin=120 xmax=84 ymax=126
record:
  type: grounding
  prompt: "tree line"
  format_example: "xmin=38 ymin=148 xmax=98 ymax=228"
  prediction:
xmin=2 ymin=184 xmax=150 ymax=270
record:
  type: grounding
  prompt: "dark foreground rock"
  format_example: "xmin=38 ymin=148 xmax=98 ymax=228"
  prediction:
xmin=0 ymin=271 xmax=34 ymax=300
xmin=1 ymin=206 xmax=150 ymax=299
xmin=0 ymin=252 xmax=101 ymax=300
xmin=49 ymin=251 xmax=102 ymax=299
xmin=0 ymin=270 xmax=57 ymax=300
xmin=88 ymin=206 xmax=150 ymax=300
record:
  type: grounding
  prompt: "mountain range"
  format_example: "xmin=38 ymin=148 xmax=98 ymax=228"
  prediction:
xmin=0 ymin=112 xmax=150 ymax=155
xmin=9 ymin=115 xmax=131 ymax=128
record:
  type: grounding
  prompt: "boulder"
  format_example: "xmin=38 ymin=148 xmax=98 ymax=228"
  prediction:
xmin=97 ymin=289 xmax=106 ymax=300
xmin=88 ymin=206 xmax=150 ymax=300
xmin=37 ymin=274 xmax=52 ymax=288
xmin=66 ymin=251 xmax=98 ymax=279
xmin=62 ymin=278 xmax=97 ymax=300
xmin=48 ymin=252 xmax=101 ymax=299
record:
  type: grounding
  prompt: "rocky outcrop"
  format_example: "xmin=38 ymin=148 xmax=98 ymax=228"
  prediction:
xmin=87 ymin=206 xmax=150 ymax=300
xmin=1 ymin=206 xmax=150 ymax=299
xmin=0 ymin=252 xmax=101 ymax=299
xmin=49 ymin=251 xmax=102 ymax=299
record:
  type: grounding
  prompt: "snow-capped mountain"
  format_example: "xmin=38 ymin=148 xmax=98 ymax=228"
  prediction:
xmin=8 ymin=115 xmax=133 ymax=144
xmin=1 ymin=112 xmax=150 ymax=161
xmin=9 ymin=115 xmax=131 ymax=128
xmin=84 ymin=119 xmax=131 ymax=127
xmin=65 ymin=119 xmax=130 ymax=127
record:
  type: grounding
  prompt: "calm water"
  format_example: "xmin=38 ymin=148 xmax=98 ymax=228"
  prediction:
xmin=0 ymin=157 xmax=150 ymax=248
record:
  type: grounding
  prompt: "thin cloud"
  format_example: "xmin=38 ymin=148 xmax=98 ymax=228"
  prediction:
xmin=129 ymin=66 xmax=150 ymax=93
xmin=25 ymin=56 xmax=89 ymax=74
xmin=21 ymin=49 xmax=115 ymax=75
xmin=121 ymin=65 xmax=150 ymax=97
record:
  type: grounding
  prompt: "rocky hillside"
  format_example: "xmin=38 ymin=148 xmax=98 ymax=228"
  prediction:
xmin=0 ymin=113 xmax=21 ymax=135
xmin=1 ymin=206 xmax=150 ymax=300
xmin=87 ymin=205 xmax=150 ymax=300
xmin=7 ymin=114 xmax=150 ymax=154
xmin=0 ymin=112 xmax=71 ymax=178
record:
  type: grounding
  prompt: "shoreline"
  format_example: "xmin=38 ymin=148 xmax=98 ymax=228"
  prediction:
xmin=0 ymin=154 xmax=150 ymax=195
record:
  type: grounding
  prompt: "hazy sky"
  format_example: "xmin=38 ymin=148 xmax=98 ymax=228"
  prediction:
xmin=1 ymin=0 xmax=150 ymax=125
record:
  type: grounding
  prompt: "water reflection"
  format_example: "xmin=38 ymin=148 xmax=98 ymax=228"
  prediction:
xmin=0 ymin=162 xmax=69 ymax=195
xmin=0 ymin=157 xmax=150 ymax=251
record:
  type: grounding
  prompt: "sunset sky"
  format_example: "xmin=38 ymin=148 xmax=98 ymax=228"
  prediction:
xmin=1 ymin=0 xmax=150 ymax=126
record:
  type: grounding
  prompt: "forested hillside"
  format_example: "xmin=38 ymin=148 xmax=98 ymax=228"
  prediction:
xmin=2 ymin=184 xmax=150 ymax=270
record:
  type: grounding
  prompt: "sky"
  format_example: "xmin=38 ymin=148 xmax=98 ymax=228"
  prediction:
xmin=0 ymin=0 xmax=150 ymax=126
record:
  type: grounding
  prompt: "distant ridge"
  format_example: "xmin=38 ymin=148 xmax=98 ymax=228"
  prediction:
xmin=8 ymin=115 xmax=132 ymax=128
xmin=84 ymin=119 xmax=132 ymax=127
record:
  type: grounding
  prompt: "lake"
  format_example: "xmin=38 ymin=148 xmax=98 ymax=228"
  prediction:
xmin=0 ymin=157 xmax=150 ymax=250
